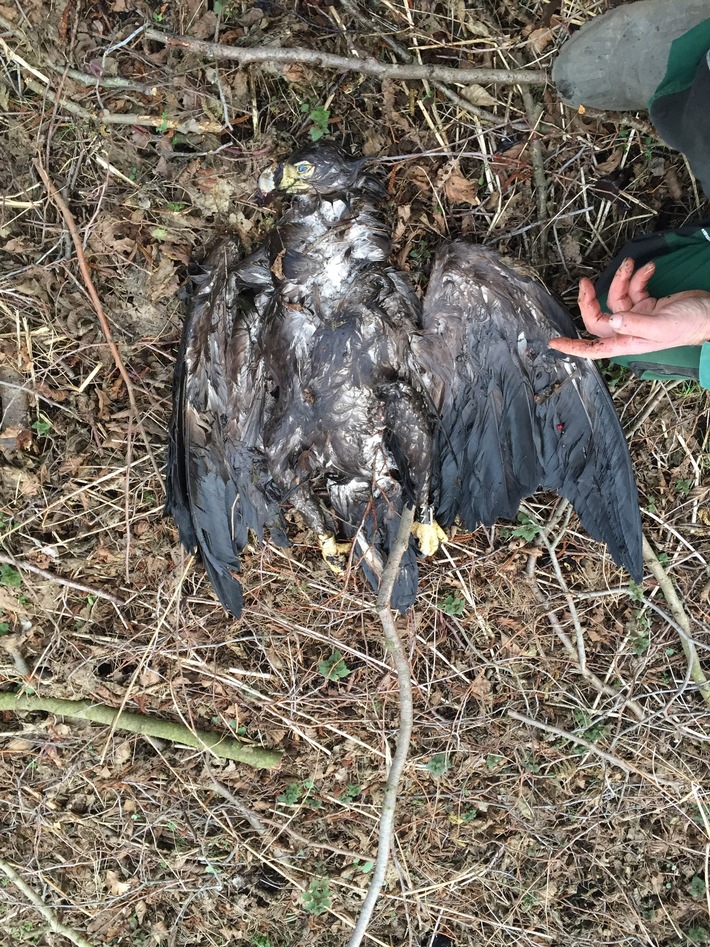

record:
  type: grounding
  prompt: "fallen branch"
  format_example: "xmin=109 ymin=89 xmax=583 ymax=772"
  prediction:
xmin=33 ymin=161 xmax=162 ymax=482
xmin=144 ymin=26 xmax=548 ymax=87
xmin=339 ymin=0 xmax=501 ymax=125
xmin=0 ymin=857 xmax=96 ymax=947
xmin=642 ymin=536 xmax=710 ymax=707
xmin=0 ymin=553 xmax=125 ymax=607
xmin=524 ymin=506 xmax=645 ymax=721
xmin=509 ymin=711 xmax=678 ymax=788
xmin=0 ymin=693 xmax=282 ymax=768
xmin=347 ymin=505 xmax=416 ymax=947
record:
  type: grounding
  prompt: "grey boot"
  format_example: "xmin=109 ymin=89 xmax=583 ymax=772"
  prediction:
xmin=552 ymin=0 xmax=710 ymax=110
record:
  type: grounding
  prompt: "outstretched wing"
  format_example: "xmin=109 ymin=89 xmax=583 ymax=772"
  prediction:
xmin=413 ymin=243 xmax=643 ymax=581
xmin=164 ymin=239 xmax=287 ymax=615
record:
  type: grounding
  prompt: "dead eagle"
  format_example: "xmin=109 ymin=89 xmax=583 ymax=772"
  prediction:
xmin=165 ymin=143 xmax=642 ymax=615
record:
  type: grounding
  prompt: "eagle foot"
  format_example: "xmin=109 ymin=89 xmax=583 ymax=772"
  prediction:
xmin=411 ymin=519 xmax=447 ymax=557
xmin=319 ymin=533 xmax=351 ymax=575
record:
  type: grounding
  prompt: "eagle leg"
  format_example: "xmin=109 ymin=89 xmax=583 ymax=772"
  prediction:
xmin=411 ymin=506 xmax=447 ymax=557
xmin=318 ymin=533 xmax=353 ymax=575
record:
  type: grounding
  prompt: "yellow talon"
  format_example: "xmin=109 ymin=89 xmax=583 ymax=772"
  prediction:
xmin=411 ymin=519 xmax=447 ymax=557
xmin=318 ymin=533 xmax=351 ymax=575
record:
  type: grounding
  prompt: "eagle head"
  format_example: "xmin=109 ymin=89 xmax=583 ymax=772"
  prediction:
xmin=258 ymin=143 xmax=366 ymax=198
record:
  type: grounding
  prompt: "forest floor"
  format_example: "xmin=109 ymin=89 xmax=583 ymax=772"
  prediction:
xmin=1 ymin=2 xmax=709 ymax=946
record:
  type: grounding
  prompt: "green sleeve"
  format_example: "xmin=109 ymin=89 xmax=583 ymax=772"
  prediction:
xmin=700 ymin=342 xmax=710 ymax=390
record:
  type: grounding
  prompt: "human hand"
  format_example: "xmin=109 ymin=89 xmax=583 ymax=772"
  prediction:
xmin=549 ymin=257 xmax=710 ymax=359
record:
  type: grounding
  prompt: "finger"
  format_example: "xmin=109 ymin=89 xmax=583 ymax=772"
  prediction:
xmin=549 ymin=333 xmax=674 ymax=359
xmin=606 ymin=258 xmax=636 ymax=313
xmin=607 ymin=310 xmax=678 ymax=344
xmin=627 ymin=261 xmax=656 ymax=308
xmin=548 ymin=336 xmax=613 ymax=358
xmin=578 ymin=278 xmax=616 ymax=337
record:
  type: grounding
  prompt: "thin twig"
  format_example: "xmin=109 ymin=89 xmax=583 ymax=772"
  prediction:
xmin=508 ymin=711 xmax=678 ymax=788
xmin=525 ymin=560 xmax=645 ymax=721
xmin=0 ymin=858 xmax=96 ymax=947
xmin=43 ymin=61 xmax=159 ymax=94
xmin=16 ymin=72 xmax=223 ymax=133
xmin=339 ymin=0 xmax=501 ymax=124
xmin=33 ymin=160 xmax=162 ymax=482
xmin=642 ymin=535 xmax=710 ymax=707
xmin=521 ymin=87 xmax=548 ymax=262
xmin=144 ymin=26 xmax=548 ymax=86
xmin=0 ymin=553 xmax=126 ymax=606
xmin=347 ymin=504 xmax=416 ymax=947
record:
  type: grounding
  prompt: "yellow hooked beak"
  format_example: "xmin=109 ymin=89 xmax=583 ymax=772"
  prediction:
xmin=258 ymin=162 xmax=314 ymax=197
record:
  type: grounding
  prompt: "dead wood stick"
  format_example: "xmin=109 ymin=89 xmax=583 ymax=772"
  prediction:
xmin=338 ymin=0 xmax=501 ymax=124
xmin=0 ymin=857 xmax=96 ymax=947
xmin=0 ymin=553 xmax=125 ymax=607
xmin=642 ymin=535 xmax=710 ymax=707
xmin=521 ymin=87 xmax=548 ymax=261
xmin=347 ymin=504 xmax=416 ymax=947
xmin=509 ymin=711 xmax=678 ymax=788
xmin=0 ymin=692 xmax=282 ymax=768
xmin=33 ymin=161 xmax=162 ymax=482
xmin=144 ymin=27 xmax=548 ymax=86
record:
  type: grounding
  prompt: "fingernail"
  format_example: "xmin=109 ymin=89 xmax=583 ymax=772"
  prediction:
xmin=609 ymin=315 xmax=621 ymax=328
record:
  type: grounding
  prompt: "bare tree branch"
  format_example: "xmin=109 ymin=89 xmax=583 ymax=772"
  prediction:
xmin=0 ymin=693 xmax=282 ymax=768
xmin=144 ymin=27 xmax=548 ymax=87
xmin=347 ymin=505 xmax=416 ymax=947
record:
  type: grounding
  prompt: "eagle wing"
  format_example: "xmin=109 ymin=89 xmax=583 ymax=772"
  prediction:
xmin=164 ymin=240 xmax=286 ymax=615
xmin=413 ymin=242 xmax=643 ymax=581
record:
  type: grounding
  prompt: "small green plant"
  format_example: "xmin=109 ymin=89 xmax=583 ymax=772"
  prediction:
xmin=251 ymin=936 xmax=273 ymax=947
xmin=440 ymin=592 xmax=466 ymax=617
xmin=340 ymin=783 xmax=362 ymax=802
xmin=486 ymin=753 xmax=503 ymax=769
xmin=628 ymin=580 xmax=644 ymax=603
xmin=688 ymin=875 xmax=706 ymax=898
xmin=687 ymin=927 xmax=710 ymax=944
xmin=0 ymin=564 xmax=21 ymax=588
xmin=157 ymin=110 xmax=170 ymax=133
xmin=573 ymin=709 xmax=607 ymax=743
xmin=318 ymin=649 xmax=351 ymax=682
xmin=425 ymin=753 xmax=450 ymax=777
xmin=277 ymin=779 xmax=321 ymax=808
xmin=302 ymin=877 xmax=332 ymax=915
xmin=31 ymin=417 xmax=52 ymax=436
xmin=511 ymin=512 xmax=541 ymax=542
xmin=409 ymin=237 xmax=433 ymax=265
xmin=601 ymin=361 xmax=628 ymax=389
xmin=0 ymin=620 xmax=10 ymax=636
xmin=675 ymin=478 xmax=693 ymax=496
xmin=277 ymin=782 xmax=302 ymax=806
xmin=300 ymin=100 xmax=331 ymax=141
xmin=642 ymin=134 xmax=655 ymax=164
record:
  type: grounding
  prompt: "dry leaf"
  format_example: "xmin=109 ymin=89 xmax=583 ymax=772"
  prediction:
xmin=560 ymin=233 xmax=582 ymax=265
xmin=468 ymin=670 xmax=492 ymax=703
xmin=595 ymin=148 xmax=623 ymax=176
xmin=146 ymin=256 xmax=179 ymax=303
xmin=528 ymin=26 xmax=555 ymax=53
xmin=444 ymin=172 xmax=480 ymax=205
xmin=462 ymin=83 xmax=497 ymax=107
xmin=282 ymin=63 xmax=310 ymax=84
